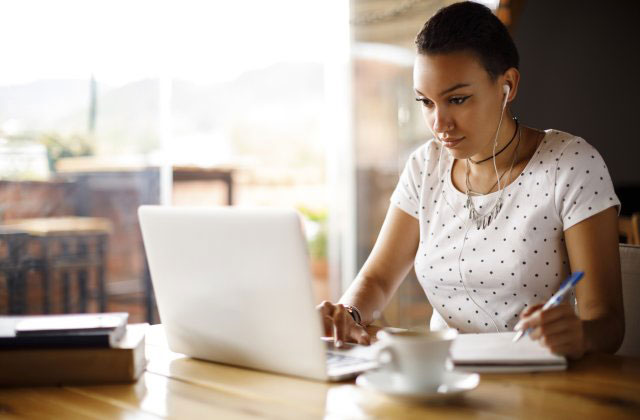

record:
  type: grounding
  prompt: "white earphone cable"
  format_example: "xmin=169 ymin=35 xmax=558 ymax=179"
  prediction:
xmin=424 ymin=85 xmax=511 ymax=332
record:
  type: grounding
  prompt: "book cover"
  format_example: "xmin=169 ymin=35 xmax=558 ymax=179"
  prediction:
xmin=0 ymin=313 xmax=128 ymax=348
xmin=0 ymin=323 xmax=148 ymax=386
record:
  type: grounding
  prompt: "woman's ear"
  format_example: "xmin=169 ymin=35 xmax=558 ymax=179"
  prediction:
xmin=502 ymin=67 xmax=520 ymax=102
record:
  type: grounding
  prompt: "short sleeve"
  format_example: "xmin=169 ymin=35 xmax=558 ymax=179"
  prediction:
xmin=554 ymin=137 xmax=620 ymax=230
xmin=390 ymin=146 xmax=427 ymax=219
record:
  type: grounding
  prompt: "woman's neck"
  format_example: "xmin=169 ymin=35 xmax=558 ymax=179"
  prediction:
xmin=467 ymin=116 xmax=520 ymax=179
xmin=456 ymin=125 xmax=544 ymax=195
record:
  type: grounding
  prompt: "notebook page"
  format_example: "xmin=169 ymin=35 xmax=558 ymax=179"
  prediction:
xmin=450 ymin=332 xmax=566 ymax=365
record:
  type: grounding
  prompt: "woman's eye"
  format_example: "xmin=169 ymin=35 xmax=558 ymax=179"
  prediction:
xmin=415 ymin=98 xmax=433 ymax=107
xmin=450 ymin=95 xmax=471 ymax=105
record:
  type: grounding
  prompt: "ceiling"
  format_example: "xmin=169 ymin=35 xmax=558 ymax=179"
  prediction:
xmin=350 ymin=0 xmax=460 ymax=50
xmin=350 ymin=0 xmax=510 ymax=51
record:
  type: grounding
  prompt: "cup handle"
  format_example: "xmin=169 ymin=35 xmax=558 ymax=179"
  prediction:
xmin=375 ymin=344 xmax=399 ymax=372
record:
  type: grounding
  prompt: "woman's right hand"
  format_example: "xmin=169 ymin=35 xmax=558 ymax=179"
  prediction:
xmin=316 ymin=301 xmax=371 ymax=347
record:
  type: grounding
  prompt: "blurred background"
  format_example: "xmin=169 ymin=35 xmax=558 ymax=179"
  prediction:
xmin=1 ymin=0 xmax=638 ymax=328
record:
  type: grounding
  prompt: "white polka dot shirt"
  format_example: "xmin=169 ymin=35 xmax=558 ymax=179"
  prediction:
xmin=390 ymin=130 xmax=620 ymax=333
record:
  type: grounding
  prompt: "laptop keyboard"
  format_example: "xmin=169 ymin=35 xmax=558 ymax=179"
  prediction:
xmin=321 ymin=339 xmax=379 ymax=379
xmin=326 ymin=352 xmax=370 ymax=368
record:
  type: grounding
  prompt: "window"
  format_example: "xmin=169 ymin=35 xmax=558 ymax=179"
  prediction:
xmin=0 ymin=1 xmax=348 ymax=320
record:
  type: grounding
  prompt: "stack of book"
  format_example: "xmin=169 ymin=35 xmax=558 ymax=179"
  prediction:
xmin=0 ymin=312 xmax=147 ymax=386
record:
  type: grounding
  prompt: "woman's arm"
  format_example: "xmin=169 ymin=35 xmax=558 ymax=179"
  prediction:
xmin=317 ymin=205 xmax=420 ymax=345
xmin=340 ymin=205 xmax=420 ymax=324
xmin=566 ymin=206 xmax=625 ymax=353
xmin=517 ymin=206 xmax=625 ymax=358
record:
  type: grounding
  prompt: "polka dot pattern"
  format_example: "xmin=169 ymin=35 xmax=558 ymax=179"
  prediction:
xmin=390 ymin=130 xmax=620 ymax=333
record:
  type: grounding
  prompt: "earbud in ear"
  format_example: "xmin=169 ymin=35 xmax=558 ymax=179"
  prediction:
xmin=501 ymin=84 xmax=510 ymax=110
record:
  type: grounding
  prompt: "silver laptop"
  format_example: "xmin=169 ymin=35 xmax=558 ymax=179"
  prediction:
xmin=138 ymin=205 xmax=377 ymax=381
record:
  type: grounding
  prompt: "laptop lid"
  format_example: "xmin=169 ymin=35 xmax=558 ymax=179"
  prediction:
xmin=138 ymin=205 xmax=329 ymax=381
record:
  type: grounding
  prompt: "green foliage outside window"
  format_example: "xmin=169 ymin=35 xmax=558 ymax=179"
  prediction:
xmin=39 ymin=132 xmax=94 ymax=171
xmin=297 ymin=205 xmax=328 ymax=260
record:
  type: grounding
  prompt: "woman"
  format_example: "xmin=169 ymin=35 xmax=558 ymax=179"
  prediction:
xmin=318 ymin=1 xmax=624 ymax=359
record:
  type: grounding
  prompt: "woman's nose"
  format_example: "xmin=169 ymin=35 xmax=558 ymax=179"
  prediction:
xmin=432 ymin=109 xmax=453 ymax=134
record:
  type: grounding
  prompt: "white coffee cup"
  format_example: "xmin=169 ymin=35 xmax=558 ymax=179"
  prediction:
xmin=375 ymin=328 xmax=458 ymax=391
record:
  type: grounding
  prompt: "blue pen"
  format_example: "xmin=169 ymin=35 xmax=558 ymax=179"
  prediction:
xmin=512 ymin=271 xmax=585 ymax=342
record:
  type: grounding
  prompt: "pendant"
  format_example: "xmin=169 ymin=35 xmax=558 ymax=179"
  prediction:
xmin=467 ymin=195 xmax=503 ymax=230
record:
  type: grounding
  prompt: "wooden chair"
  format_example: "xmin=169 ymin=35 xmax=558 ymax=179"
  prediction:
xmin=619 ymin=213 xmax=640 ymax=245
xmin=2 ymin=217 xmax=112 ymax=314
xmin=617 ymin=244 xmax=640 ymax=357
xmin=0 ymin=227 xmax=30 ymax=314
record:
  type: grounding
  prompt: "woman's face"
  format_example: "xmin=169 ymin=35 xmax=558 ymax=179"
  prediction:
xmin=413 ymin=51 xmax=510 ymax=160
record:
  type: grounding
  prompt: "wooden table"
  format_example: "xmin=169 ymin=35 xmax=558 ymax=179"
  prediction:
xmin=1 ymin=325 xmax=639 ymax=419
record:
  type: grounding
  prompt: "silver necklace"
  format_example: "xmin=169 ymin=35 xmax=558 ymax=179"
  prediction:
xmin=466 ymin=164 xmax=510 ymax=196
xmin=464 ymin=126 xmax=521 ymax=229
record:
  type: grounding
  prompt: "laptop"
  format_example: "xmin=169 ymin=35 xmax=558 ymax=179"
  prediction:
xmin=138 ymin=205 xmax=377 ymax=381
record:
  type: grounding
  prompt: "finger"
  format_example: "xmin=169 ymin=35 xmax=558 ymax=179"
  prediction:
xmin=332 ymin=305 xmax=349 ymax=346
xmin=538 ymin=315 xmax=582 ymax=346
xmin=317 ymin=301 xmax=336 ymax=336
xmin=528 ymin=317 xmax=573 ymax=340
xmin=517 ymin=303 xmax=572 ymax=332
xmin=539 ymin=304 xmax=574 ymax=324
xmin=351 ymin=325 xmax=371 ymax=345
xmin=317 ymin=301 xmax=335 ymax=317
xmin=515 ymin=309 xmax=541 ymax=332
xmin=322 ymin=315 xmax=334 ymax=337
xmin=515 ymin=304 xmax=544 ymax=331
xmin=529 ymin=304 xmax=575 ymax=334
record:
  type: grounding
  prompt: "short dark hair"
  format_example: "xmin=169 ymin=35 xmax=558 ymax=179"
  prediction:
xmin=415 ymin=1 xmax=519 ymax=81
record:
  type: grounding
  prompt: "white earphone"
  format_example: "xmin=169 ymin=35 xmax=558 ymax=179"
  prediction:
xmin=502 ymin=83 xmax=510 ymax=109
xmin=492 ymin=82 xmax=512 ymax=174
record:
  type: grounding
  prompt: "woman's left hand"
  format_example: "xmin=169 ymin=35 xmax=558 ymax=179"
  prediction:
xmin=515 ymin=303 xmax=586 ymax=359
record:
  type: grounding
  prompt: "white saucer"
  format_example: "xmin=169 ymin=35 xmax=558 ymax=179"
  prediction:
xmin=355 ymin=370 xmax=479 ymax=402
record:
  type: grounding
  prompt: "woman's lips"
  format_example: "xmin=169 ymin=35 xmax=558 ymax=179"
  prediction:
xmin=441 ymin=137 xmax=465 ymax=148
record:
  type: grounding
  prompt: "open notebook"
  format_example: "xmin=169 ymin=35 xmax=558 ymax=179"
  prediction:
xmin=450 ymin=332 xmax=567 ymax=373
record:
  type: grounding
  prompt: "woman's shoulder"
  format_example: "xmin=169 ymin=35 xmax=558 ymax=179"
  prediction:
xmin=537 ymin=129 xmax=606 ymax=166
xmin=397 ymin=139 xmax=445 ymax=192
xmin=541 ymin=129 xmax=619 ymax=227
xmin=541 ymin=129 xmax=596 ymax=153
